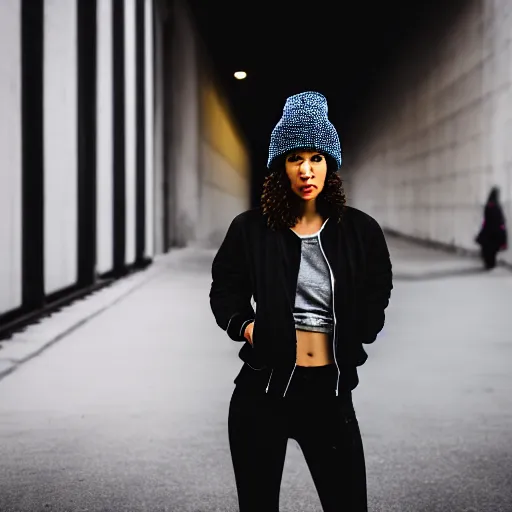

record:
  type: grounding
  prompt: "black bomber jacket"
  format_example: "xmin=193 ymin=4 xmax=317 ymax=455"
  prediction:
xmin=209 ymin=205 xmax=393 ymax=397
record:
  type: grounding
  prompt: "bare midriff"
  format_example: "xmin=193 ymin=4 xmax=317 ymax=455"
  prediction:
xmin=290 ymin=217 xmax=335 ymax=368
xmin=295 ymin=329 xmax=334 ymax=367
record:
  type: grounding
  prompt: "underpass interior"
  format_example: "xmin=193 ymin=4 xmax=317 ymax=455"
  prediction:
xmin=191 ymin=0 xmax=511 ymax=266
xmin=0 ymin=0 xmax=511 ymax=511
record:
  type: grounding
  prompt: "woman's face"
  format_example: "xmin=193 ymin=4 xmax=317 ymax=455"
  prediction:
xmin=284 ymin=150 xmax=328 ymax=201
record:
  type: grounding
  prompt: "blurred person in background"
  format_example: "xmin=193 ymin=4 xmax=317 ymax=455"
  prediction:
xmin=209 ymin=91 xmax=393 ymax=512
xmin=476 ymin=186 xmax=508 ymax=270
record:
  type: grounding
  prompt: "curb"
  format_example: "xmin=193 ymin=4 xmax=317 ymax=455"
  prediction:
xmin=384 ymin=228 xmax=512 ymax=271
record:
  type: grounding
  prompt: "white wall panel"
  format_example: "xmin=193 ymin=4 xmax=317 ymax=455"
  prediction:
xmin=124 ymin=0 xmax=137 ymax=264
xmin=96 ymin=0 xmax=114 ymax=274
xmin=152 ymin=0 xmax=166 ymax=255
xmin=144 ymin=0 xmax=155 ymax=258
xmin=0 ymin=0 xmax=22 ymax=314
xmin=44 ymin=0 xmax=78 ymax=294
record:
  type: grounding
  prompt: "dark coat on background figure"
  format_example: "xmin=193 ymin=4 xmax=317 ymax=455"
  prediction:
xmin=476 ymin=187 xmax=508 ymax=269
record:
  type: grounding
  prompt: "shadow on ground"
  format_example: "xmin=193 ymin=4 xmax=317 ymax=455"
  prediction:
xmin=393 ymin=267 xmax=487 ymax=281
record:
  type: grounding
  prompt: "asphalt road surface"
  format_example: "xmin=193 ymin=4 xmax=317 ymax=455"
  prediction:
xmin=0 ymin=240 xmax=511 ymax=512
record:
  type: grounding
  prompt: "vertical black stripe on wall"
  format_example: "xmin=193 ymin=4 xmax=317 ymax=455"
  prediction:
xmin=77 ymin=0 xmax=98 ymax=287
xmin=112 ymin=0 xmax=126 ymax=276
xmin=135 ymin=0 xmax=146 ymax=265
xmin=21 ymin=0 xmax=45 ymax=311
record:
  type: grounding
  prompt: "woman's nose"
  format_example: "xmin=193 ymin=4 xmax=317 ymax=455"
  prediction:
xmin=300 ymin=160 xmax=312 ymax=177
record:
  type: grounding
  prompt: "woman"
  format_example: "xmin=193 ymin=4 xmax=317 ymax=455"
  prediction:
xmin=209 ymin=91 xmax=393 ymax=511
xmin=476 ymin=186 xmax=508 ymax=270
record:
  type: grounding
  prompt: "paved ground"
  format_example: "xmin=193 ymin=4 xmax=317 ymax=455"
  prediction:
xmin=0 ymin=236 xmax=511 ymax=512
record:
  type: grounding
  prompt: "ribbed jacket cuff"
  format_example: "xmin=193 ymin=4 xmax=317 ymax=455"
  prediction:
xmin=226 ymin=313 xmax=255 ymax=342
xmin=239 ymin=318 xmax=255 ymax=340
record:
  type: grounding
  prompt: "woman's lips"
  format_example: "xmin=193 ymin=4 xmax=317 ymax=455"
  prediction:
xmin=301 ymin=185 xmax=314 ymax=193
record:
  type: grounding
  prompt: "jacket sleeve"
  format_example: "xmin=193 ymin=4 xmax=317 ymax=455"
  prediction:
xmin=360 ymin=219 xmax=393 ymax=344
xmin=209 ymin=215 xmax=255 ymax=342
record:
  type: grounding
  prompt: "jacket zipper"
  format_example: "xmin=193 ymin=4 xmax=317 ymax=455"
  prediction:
xmin=318 ymin=233 xmax=340 ymax=396
xmin=282 ymin=363 xmax=297 ymax=397
xmin=282 ymin=237 xmax=301 ymax=398
xmin=265 ymin=369 xmax=274 ymax=392
xmin=265 ymin=277 xmax=299 ymax=397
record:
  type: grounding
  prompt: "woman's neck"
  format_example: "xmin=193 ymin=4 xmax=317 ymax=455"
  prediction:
xmin=297 ymin=200 xmax=322 ymax=224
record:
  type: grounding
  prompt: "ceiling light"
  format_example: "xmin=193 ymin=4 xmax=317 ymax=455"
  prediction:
xmin=234 ymin=71 xmax=247 ymax=80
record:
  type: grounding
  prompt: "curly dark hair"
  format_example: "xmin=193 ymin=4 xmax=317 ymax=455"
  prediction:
xmin=261 ymin=153 xmax=347 ymax=231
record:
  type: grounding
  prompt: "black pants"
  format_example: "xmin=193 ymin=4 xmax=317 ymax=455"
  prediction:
xmin=481 ymin=246 xmax=498 ymax=269
xmin=228 ymin=363 xmax=367 ymax=511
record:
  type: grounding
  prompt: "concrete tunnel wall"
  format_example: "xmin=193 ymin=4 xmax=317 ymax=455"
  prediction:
xmin=346 ymin=1 xmax=512 ymax=266
xmin=0 ymin=0 xmax=251 ymax=325
xmin=163 ymin=0 xmax=251 ymax=250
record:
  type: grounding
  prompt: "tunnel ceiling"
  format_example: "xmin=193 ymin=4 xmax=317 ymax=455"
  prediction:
xmin=186 ymin=0 xmax=449 ymax=169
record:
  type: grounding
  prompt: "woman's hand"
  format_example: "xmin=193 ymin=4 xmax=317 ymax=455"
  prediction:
xmin=243 ymin=321 xmax=255 ymax=345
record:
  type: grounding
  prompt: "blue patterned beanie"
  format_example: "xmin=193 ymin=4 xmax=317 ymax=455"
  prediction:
xmin=267 ymin=91 xmax=342 ymax=171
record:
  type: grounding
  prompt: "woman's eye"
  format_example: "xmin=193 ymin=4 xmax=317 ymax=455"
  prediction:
xmin=287 ymin=155 xmax=300 ymax=162
xmin=312 ymin=154 xmax=324 ymax=162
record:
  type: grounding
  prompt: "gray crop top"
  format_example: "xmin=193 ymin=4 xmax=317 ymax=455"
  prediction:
xmin=291 ymin=219 xmax=334 ymax=334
